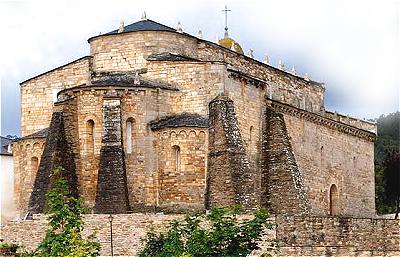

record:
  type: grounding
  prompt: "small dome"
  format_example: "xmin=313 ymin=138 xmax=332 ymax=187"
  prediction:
xmin=218 ymin=37 xmax=244 ymax=54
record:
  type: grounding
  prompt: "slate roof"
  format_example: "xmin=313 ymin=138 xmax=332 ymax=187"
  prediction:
xmin=106 ymin=19 xmax=176 ymax=35
xmin=0 ymin=136 xmax=13 ymax=155
xmin=87 ymin=71 xmax=178 ymax=91
xmin=149 ymin=113 xmax=209 ymax=131
xmin=147 ymin=52 xmax=200 ymax=62
xmin=15 ymin=128 xmax=49 ymax=141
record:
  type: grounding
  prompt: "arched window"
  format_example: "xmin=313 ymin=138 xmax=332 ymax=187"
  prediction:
xmin=31 ymin=156 xmax=39 ymax=182
xmin=329 ymin=184 xmax=339 ymax=216
xmin=172 ymin=145 xmax=181 ymax=172
xmin=86 ymin=120 xmax=95 ymax=154
xmin=126 ymin=118 xmax=135 ymax=154
xmin=31 ymin=156 xmax=39 ymax=173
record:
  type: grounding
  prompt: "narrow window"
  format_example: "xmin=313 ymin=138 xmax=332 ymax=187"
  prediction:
xmin=86 ymin=120 xmax=95 ymax=154
xmin=320 ymin=146 xmax=324 ymax=167
xmin=126 ymin=118 xmax=135 ymax=154
xmin=31 ymin=156 xmax=39 ymax=182
xmin=329 ymin=184 xmax=339 ymax=216
xmin=249 ymin=126 xmax=254 ymax=153
xmin=172 ymin=145 xmax=181 ymax=172
xmin=126 ymin=120 xmax=132 ymax=153
xmin=31 ymin=156 xmax=39 ymax=173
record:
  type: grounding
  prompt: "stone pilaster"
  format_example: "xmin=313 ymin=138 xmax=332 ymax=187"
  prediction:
xmin=94 ymin=95 xmax=130 ymax=214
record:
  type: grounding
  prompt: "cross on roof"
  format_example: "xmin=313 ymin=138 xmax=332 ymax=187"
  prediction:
xmin=222 ymin=5 xmax=231 ymax=37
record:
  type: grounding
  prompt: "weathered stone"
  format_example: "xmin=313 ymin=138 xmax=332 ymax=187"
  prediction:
xmin=261 ymin=106 xmax=311 ymax=215
xmin=206 ymin=94 xmax=258 ymax=211
xmin=28 ymin=111 xmax=79 ymax=214
xmin=94 ymin=97 xmax=130 ymax=214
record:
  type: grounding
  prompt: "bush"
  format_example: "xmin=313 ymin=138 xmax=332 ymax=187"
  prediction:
xmin=138 ymin=206 xmax=276 ymax=257
xmin=0 ymin=243 xmax=19 ymax=254
xmin=21 ymin=166 xmax=101 ymax=257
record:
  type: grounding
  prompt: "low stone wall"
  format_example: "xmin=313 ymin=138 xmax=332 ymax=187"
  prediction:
xmin=0 ymin=214 xmax=182 ymax=256
xmin=275 ymin=215 xmax=400 ymax=256
xmin=1 ymin=214 xmax=399 ymax=256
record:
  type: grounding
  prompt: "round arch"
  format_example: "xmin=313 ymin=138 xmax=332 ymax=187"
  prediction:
xmin=329 ymin=184 xmax=339 ymax=216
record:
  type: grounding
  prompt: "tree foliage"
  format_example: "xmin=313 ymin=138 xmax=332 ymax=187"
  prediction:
xmin=374 ymin=112 xmax=400 ymax=215
xmin=138 ymin=207 xmax=276 ymax=257
xmin=21 ymin=166 xmax=101 ymax=257
xmin=374 ymin=111 xmax=399 ymax=164
xmin=383 ymin=153 xmax=400 ymax=218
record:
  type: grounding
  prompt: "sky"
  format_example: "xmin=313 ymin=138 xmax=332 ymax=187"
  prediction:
xmin=0 ymin=0 xmax=399 ymax=136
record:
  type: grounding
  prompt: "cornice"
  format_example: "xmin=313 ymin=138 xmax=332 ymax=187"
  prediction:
xmin=267 ymin=99 xmax=376 ymax=142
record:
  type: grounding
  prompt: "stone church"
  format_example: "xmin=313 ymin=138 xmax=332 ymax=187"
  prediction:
xmin=13 ymin=15 xmax=378 ymax=218
xmin=6 ymin=14 xmax=400 ymax=256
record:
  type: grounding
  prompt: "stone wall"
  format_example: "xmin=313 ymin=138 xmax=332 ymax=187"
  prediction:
xmin=273 ymin=101 xmax=376 ymax=217
xmin=12 ymin=138 xmax=45 ymax=215
xmin=145 ymin=61 xmax=225 ymax=115
xmin=1 ymin=214 xmax=398 ymax=256
xmin=275 ymin=215 xmax=400 ymax=256
xmin=154 ymin=127 xmax=208 ymax=213
xmin=119 ymin=88 xmax=175 ymax=210
xmin=20 ymin=57 xmax=90 ymax=137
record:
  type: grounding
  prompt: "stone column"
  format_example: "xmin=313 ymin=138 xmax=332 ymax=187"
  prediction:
xmin=94 ymin=95 xmax=130 ymax=214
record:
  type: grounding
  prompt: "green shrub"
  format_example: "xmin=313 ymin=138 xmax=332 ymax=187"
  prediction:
xmin=138 ymin=206 xmax=276 ymax=257
xmin=21 ymin=166 xmax=100 ymax=257
xmin=0 ymin=243 xmax=19 ymax=253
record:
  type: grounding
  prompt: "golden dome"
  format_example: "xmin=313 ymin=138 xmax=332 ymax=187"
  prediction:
xmin=218 ymin=37 xmax=244 ymax=54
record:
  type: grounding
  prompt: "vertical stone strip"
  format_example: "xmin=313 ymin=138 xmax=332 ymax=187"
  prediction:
xmin=28 ymin=110 xmax=79 ymax=214
xmin=94 ymin=95 xmax=130 ymax=214
xmin=261 ymin=106 xmax=311 ymax=215
xmin=205 ymin=94 xmax=258 ymax=211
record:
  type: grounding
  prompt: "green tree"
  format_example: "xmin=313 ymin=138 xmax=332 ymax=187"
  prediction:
xmin=383 ymin=152 xmax=400 ymax=218
xmin=22 ymin=166 xmax=100 ymax=257
xmin=374 ymin=112 xmax=399 ymax=164
xmin=138 ymin=207 xmax=276 ymax=257
xmin=374 ymin=112 xmax=400 ymax=214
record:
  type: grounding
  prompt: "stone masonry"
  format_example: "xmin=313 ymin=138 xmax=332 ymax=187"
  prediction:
xmin=94 ymin=96 xmax=130 ymax=213
xmin=28 ymin=110 xmax=79 ymax=214
xmin=261 ymin=106 xmax=311 ymax=215
xmin=206 ymin=94 xmax=258 ymax=211
xmin=1 ymin=214 xmax=398 ymax=256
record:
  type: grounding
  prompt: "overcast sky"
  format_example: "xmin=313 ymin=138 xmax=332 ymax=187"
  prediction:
xmin=0 ymin=0 xmax=399 ymax=136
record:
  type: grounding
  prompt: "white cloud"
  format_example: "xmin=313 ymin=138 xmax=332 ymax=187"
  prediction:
xmin=0 ymin=0 xmax=399 ymax=134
